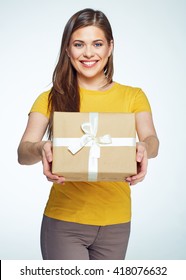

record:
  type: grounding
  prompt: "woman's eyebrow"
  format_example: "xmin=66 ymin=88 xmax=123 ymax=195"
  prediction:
xmin=72 ymin=39 xmax=104 ymax=43
xmin=93 ymin=39 xmax=104 ymax=42
xmin=72 ymin=40 xmax=84 ymax=43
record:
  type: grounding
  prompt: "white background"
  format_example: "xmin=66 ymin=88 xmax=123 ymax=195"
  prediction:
xmin=0 ymin=0 xmax=185 ymax=260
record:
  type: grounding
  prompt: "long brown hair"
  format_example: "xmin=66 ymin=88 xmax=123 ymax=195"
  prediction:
xmin=48 ymin=8 xmax=114 ymax=138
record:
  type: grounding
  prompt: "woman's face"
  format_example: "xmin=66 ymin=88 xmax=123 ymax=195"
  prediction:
xmin=67 ymin=26 xmax=113 ymax=85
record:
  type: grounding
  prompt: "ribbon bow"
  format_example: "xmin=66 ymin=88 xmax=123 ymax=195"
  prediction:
xmin=68 ymin=113 xmax=112 ymax=181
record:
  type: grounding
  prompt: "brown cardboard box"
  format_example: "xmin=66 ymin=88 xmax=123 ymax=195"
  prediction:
xmin=52 ymin=112 xmax=137 ymax=181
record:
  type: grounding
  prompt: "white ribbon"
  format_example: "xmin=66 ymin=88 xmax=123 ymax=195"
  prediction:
xmin=54 ymin=137 xmax=136 ymax=147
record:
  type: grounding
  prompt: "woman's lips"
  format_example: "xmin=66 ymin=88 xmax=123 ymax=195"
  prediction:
xmin=80 ymin=60 xmax=98 ymax=67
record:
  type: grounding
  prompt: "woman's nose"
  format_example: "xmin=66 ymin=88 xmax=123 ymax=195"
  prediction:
xmin=83 ymin=46 xmax=94 ymax=58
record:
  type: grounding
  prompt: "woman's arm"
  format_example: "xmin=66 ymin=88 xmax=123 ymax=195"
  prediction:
xmin=136 ymin=112 xmax=159 ymax=159
xmin=17 ymin=112 xmax=65 ymax=184
xmin=17 ymin=112 xmax=49 ymax=164
xmin=126 ymin=112 xmax=159 ymax=185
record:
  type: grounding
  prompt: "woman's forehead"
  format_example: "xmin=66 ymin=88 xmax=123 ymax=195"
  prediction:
xmin=70 ymin=26 xmax=106 ymax=41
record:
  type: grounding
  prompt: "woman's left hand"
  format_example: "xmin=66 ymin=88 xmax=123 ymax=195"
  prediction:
xmin=125 ymin=142 xmax=148 ymax=185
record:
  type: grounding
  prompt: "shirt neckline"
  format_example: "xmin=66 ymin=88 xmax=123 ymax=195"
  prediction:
xmin=80 ymin=82 xmax=119 ymax=95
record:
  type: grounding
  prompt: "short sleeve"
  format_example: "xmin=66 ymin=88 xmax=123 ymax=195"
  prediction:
xmin=132 ymin=88 xmax=152 ymax=113
xmin=30 ymin=90 xmax=50 ymax=118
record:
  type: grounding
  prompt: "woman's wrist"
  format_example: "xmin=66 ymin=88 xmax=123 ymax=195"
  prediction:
xmin=137 ymin=141 xmax=148 ymax=151
xmin=35 ymin=141 xmax=48 ymax=158
xmin=138 ymin=136 xmax=159 ymax=159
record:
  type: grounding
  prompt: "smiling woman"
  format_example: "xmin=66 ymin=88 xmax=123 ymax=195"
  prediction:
xmin=17 ymin=8 xmax=159 ymax=260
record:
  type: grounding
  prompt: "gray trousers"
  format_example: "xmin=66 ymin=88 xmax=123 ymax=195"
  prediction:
xmin=40 ymin=215 xmax=130 ymax=260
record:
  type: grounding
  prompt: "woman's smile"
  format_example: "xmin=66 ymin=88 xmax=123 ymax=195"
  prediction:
xmin=80 ymin=60 xmax=99 ymax=68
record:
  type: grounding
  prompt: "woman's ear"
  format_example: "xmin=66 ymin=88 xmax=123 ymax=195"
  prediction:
xmin=108 ymin=40 xmax=114 ymax=57
xmin=66 ymin=49 xmax=70 ymax=58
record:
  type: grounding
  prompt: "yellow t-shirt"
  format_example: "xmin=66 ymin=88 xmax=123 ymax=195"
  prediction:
xmin=30 ymin=82 xmax=151 ymax=226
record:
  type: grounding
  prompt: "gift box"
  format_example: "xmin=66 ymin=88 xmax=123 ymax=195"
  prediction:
xmin=52 ymin=112 xmax=137 ymax=181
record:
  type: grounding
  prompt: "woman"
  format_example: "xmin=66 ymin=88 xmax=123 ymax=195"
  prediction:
xmin=18 ymin=8 xmax=159 ymax=260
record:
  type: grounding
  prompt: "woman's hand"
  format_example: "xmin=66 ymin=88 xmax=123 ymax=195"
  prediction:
xmin=42 ymin=141 xmax=65 ymax=184
xmin=125 ymin=142 xmax=148 ymax=186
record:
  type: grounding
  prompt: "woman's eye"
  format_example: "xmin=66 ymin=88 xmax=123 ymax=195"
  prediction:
xmin=95 ymin=43 xmax=103 ymax=47
xmin=74 ymin=43 xmax=83 ymax=48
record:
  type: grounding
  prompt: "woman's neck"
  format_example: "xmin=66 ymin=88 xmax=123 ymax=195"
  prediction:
xmin=78 ymin=75 xmax=111 ymax=91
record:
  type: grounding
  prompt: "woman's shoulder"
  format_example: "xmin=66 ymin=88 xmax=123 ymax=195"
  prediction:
xmin=114 ymin=82 xmax=142 ymax=94
xmin=30 ymin=89 xmax=51 ymax=118
xmin=36 ymin=89 xmax=51 ymax=100
xmin=114 ymin=82 xmax=151 ymax=112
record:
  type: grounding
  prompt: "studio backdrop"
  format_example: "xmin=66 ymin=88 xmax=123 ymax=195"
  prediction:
xmin=0 ymin=0 xmax=185 ymax=259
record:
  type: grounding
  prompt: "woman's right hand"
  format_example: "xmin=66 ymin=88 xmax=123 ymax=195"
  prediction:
xmin=42 ymin=141 xmax=65 ymax=184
